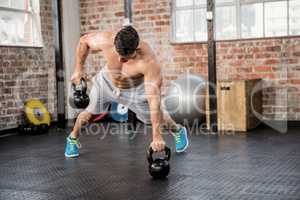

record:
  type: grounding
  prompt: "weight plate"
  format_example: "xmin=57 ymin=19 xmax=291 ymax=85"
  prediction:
xmin=117 ymin=104 xmax=128 ymax=115
xmin=24 ymin=99 xmax=51 ymax=126
xmin=110 ymin=102 xmax=128 ymax=122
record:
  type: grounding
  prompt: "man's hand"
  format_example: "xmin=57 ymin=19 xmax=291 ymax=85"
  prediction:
xmin=71 ymin=71 xmax=86 ymax=85
xmin=151 ymin=134 xmax=166 ymax=152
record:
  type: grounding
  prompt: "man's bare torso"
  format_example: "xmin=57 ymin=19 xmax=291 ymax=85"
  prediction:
xmin=95 ymin=32 xmax=154 ymax=89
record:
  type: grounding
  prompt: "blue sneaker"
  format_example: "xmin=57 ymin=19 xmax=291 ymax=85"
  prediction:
xmin=173 ymin=126 xmax=189 ymax=153
xmin=65 ymin=136 xmax=81 ymax=158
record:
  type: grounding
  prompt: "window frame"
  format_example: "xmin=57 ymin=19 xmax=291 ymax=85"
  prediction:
xmin=171 ymin=0 xmax=298 ymax=43
xmin=0 ymin=0 xmax=43 ymax=48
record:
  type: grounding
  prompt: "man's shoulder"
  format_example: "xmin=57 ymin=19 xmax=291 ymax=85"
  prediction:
xmin=139 ymin=42 xmax=160 ymax=74
xmin=139 ymin=41 xmax=156 ymax=60
xmin=81 ymin=31 xmax=116 ymax=50
xmin=139 ymin=41 xmax=152 ymax=51
xmin=83 ymin=30 xmax=114 ymax=38
xmin=95 ymin=31 xmax=115 ymax=44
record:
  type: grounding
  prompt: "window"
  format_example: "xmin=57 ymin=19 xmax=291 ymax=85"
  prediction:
xmin=172 ymin=0 xmax=299 ymax=42
xmin=175 ymin=9 xmax=194 ymax=42
xmin=0 ymin=0 xmax=42 ymax=47
xmin=173 ymin=0 xmax=207 ymax=42
xmin=289 ymin=0 xmax=300 ymax=35
xmin=241 ymin=3 xmax=263 ymax=38
xmin=216 ymin=5 xmax=237 ymax=40
xmin=265 ymin=1 xmax=287 ymax=37
xmin=195 ymin=8 xmax=207 ymax=41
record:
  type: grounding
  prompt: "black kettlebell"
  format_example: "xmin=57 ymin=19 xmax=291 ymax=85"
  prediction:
xmin=69 ymin=78 xmax=90 ymax=109
xmin=147 ymin=146 xmax=171 ymax=179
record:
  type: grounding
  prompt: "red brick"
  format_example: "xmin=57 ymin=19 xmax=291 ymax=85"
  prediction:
xmin=96 ymin=1 xmax=110 ymax=6
xmin=237 ymin=67 xmax=252 ymax=73
xmin=264 ymin=59 xmax=280 ymax=65
xmin=141 ymin=10 xmax=154 ymax=15
xmin=156 ymin=8 xmax=168 ymax=13
xmin=255 ymin=53 xmax=272 ymax=59
xmin=134 ymin=4 xmax=146 ymax=9
xmin=115 ymin=12 xmax=124 ymax=17
xmin=290 ymin=80 xmax=300 ymax=84
xmin=229 ymin=60 xmax=244 ymax=67
xmin=173 ymin=57 xmax=187 ymax=62
xmin=5 ymin=81 xmax=16 ymax=87
xmin=263 ymin=73 xmax=276 ymax=79
xmin=293 ymin=108 xmax=300 ymax=112
xmin=254 ymin=66 xmax=273 ymax=72
xmin=247 ymin=74 xmax=262 ymax=79
xmin=155 ymin=21 xmax=169 ymax=26
xmin=265 ymin=46 xmax=281 ymax=52
xmin=230 ymin=48 xmax=244 ymax=54
xmin=293 ymin=52 xmax=300 ymax=57
xmin=224 ymin=55 xmax=234 ymax=59
xmin=282 ymin=59 xmax=298 ymax=64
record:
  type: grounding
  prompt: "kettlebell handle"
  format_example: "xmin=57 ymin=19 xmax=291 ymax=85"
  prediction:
xmin=80 ymin=78 xmax=87 ymax=92
xmin=147 ymin=146 xmax=171 ymax=164
xmin=71 ymin=78 xmax=87 ymax=93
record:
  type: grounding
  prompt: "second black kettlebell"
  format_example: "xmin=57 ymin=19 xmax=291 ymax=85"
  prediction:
xmin=69 ymin=78 xmax=90 ymax=109
xmin=147 ymin=146 xmax=171 ymax=179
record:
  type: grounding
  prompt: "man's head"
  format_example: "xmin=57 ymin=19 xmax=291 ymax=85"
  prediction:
xmin=114 ymin=26 xmax=139 ymax=62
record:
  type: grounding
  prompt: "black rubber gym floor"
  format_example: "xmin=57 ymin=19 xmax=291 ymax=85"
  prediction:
xmin=0 ymin=124 xmax=300 ymax=200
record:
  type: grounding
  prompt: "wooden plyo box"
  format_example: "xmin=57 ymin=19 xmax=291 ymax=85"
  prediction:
xmin=206 ymin=79 xmax=262 ymax=132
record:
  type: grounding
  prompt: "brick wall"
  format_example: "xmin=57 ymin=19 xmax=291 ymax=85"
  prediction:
xmin=79 ymin=0 xmax=300 ymax=121
xmin=0 ymin=0 xmax=57 ymax=130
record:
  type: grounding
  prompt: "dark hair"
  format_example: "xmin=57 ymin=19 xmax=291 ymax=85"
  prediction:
xmin=114 ymin=26 xmax=139 ymax=57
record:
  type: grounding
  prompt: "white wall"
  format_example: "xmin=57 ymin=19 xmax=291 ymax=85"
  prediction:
xmin=62 ymin=0 xmax=81 ymax=119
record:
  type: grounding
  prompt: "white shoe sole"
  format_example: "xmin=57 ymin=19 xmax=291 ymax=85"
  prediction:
xmin=65 ymin=153 xmax=79 ymax=158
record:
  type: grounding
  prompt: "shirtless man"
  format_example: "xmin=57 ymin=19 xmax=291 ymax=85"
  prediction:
xmin=65 ymin=26 xmax=189 ymax=158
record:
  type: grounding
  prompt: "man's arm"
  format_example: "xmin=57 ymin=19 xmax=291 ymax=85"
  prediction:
xmin=72 ymin=31 xmax=113 ymax=83
xmin=143 ymin=56 xmax=165 ymax=152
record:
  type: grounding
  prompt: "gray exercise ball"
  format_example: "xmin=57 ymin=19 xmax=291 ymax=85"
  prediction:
xmin=164 ymin=73 xmax=206 ymax=125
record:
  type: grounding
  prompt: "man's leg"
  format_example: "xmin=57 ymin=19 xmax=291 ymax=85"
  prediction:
xmin=65 ymin=72 xmax=112 ymax=158
xmin=65 ymin=111 xmax=93 ymax=158
xmin=70 ymin=111 xmax=93 ymax=139
xmin=131 ymin=102 xmax=189 ymax=153
xmin=161 ymin=109 xmax=179 ymax=131
xmin=161 ymin=109 xmax=189 ymax=153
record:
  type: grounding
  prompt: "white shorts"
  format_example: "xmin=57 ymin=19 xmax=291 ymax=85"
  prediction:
xmin=85 ymin=68 xmax=151 ymax=124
